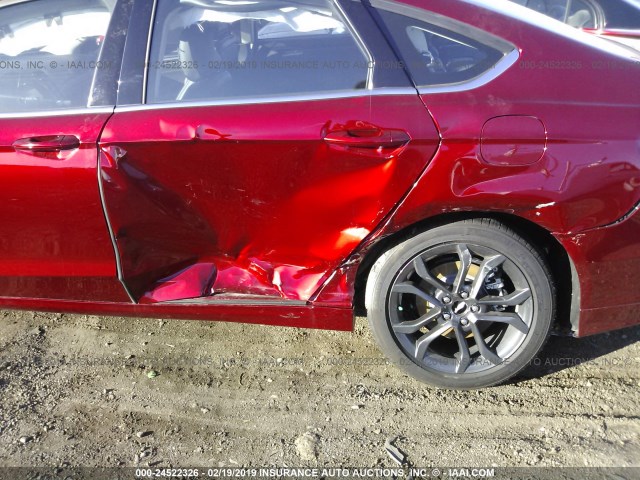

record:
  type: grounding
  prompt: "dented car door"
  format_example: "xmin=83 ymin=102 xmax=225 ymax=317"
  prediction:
xmin=97 ymin=0 xmax=440 ymax=304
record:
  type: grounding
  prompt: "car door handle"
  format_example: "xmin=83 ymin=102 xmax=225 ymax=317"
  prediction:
xmin=324 ymin=128 xmax=411 ymax=151
xmin=13 ymin=135 xmax=80 ymax=153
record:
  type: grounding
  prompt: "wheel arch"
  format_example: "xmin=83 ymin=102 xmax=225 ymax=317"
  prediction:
xmin=354 ymin=211 xmax=579 ymax=335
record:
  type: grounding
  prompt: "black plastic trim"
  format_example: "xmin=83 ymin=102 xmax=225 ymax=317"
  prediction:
xmin=89 ymin=0 xmax=135 ymax=107
xmin=339 ymin=0 xmax=414 ymax=88
xmin=117 ymin=0 xmax=154 ymax=106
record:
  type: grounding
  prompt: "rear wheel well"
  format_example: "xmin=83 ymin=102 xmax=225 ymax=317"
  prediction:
xmin=354 ymin=212 xmax=576 ymax=334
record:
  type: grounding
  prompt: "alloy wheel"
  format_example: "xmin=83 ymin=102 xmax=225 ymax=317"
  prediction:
xmin=388 ymin=243 xmax=534 ymax=375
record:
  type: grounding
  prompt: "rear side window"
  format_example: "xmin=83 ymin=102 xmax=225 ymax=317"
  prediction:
xmin=373 ymin=8 xmax=509 ymax=89
xmin=146 ymin=0 xmax=370 ymax=104
xmin=0 ymin=0 xmax=114 ymax=114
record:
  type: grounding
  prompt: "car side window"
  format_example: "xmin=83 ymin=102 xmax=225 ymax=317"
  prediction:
xmin=511 ymin=0 xmax=598 ymax=28
xmin=146 ymin=0 xmax=370 ymax=104
xmin=566 ymin=1 xmax=598 ymax=28
xmin=373 ymin=9 xmax=507 ymax=89
xmin=0 ymin=0 xmax=114 ymax=114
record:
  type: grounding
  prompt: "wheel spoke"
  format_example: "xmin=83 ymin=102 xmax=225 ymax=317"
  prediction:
xmin=414 ymin=257 xmax=449 ymax=293
xmin=385 ymin=238 xmax=538 ymax=379
xmin=469 ymin=254 xmax=506 ymax=299
xmin=415 ymin=321 xmax=451 ymax=360
xmin=469 ymin=322 xmax=503 ymax=365
xmin=474 ymin=312 xmax=530 ymax=334
xmin=477 ymin=288 xmax=531 ymax=307
xmin=453 ymin=244 xmax=472 ymax=294
xmin=392 ymin=308 xmax=442 ymax=334
xmin=392 ymin=282 xmax=443 ymax=307
xmin=453 ymin=325 xmax=472 ymax=374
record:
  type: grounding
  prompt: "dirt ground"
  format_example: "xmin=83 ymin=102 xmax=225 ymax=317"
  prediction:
xmin=0 ymin=309 xmax=638 ymax=471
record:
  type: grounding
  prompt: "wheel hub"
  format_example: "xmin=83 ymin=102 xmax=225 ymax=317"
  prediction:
xmin=452 ymin=301 xmax=469 ymax=316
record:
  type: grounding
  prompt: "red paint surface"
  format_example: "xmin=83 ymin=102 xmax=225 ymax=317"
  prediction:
xmin=0 ymin=295 xmax=353 ymax=331
xmin=316 ymin=0 xmax=640 ymax=335
xmin=99 ymin=95 xmax=439 ymax=305
xmin=0 ymin=112 xmax=128 ymax=302
xmin=139 ymin=263 xmax=217 ymax=304
xmin=481 ymin=116 xmax=546 ymax=167
xmin=558 ymin=209 xmax=640 ymax=335
xmin=0 ymin=0 xmax=638 ymax=338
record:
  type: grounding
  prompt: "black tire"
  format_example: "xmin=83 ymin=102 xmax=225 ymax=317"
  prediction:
xmin=366 ymin=219 xmax=554 ymax=389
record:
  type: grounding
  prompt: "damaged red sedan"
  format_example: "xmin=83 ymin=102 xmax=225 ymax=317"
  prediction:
xmin=0 ymin=0 xmax=639 ymax=389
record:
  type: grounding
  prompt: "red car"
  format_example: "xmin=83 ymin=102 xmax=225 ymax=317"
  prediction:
xmin=0 ymin=0 xmax=639 ymax=389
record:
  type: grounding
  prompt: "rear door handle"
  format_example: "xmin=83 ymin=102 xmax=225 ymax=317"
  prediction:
xmin=324 ymin=127 xmax=411 ymax=158
xmin=13 ymin=135 xmax=80 ymax=153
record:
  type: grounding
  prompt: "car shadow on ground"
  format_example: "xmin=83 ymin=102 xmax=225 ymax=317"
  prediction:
xmin=514 ymin=324 xmax=640 ymax=381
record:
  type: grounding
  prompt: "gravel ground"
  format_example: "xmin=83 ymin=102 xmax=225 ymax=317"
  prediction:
xmin=0 ymin=309 xmax=638 ymax=472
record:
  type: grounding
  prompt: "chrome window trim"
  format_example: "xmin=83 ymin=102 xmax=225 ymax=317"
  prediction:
xmin=369 ymin=0 xmax=516 ymax=54
xmin=142 ymin=0 xmax=159 ymax=104
xmin=115 ymin=87 xmax=416 ymax=113
xmin=0 ymin=107 xmax=114 ymax=119
xmin=369 ymin=0 xmax=520 ymax=93
xmin=418 ymin=49 xmax=520 ymax=95
xmin=579 ymin=0 xmax=605 ymax=30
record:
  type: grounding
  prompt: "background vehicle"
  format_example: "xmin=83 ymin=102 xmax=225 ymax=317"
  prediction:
xmin=510 ymin=0 xmax=640 ymax=49
xmin=0 ymin=0 xmax=639 ymax=389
